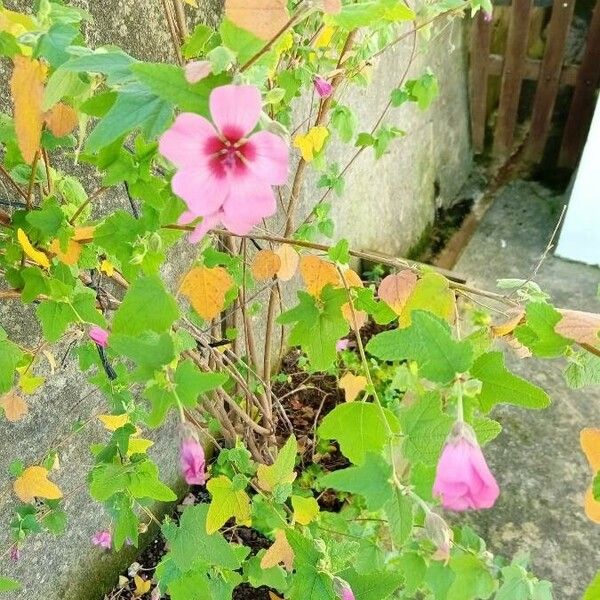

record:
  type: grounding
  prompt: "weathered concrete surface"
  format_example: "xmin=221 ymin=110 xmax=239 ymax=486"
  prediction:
xmin=0 ymin=2 xmax=472 ymax=599
xmin=455 ymin=181 xmax=600 ymax=599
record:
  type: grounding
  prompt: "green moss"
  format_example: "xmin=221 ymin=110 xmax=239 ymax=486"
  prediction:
xmin=406 ymin=223 xmax=433 ymax=261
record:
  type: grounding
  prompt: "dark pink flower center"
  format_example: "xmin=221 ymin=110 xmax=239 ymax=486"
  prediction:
xmin=205 ymin=128 xmax=256 ymax=179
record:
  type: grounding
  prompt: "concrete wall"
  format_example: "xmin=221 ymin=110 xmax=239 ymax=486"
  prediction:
xmin=0 ymin=2 xmax=472 ymax=599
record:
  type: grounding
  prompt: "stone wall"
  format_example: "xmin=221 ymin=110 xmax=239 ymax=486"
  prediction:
xmin=0 ymin=2 xmax=472 ymax=598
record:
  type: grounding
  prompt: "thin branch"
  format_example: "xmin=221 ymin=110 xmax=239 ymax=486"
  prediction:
xmin=0 ymin=163 xmax=27 ymax=201
xmin=26 ymin=151 xmax=40 ymax=210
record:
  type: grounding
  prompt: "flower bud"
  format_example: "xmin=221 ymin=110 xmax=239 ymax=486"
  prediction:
xmin=424 ymin=511 xmax=452 ymax=563
xmin=180 ymin=435 xmax=207 ymax=485
xmin=89 ymin=326 xmax=109 ymax=348
xmin=333 ymin=577 xmax=355 ymax=600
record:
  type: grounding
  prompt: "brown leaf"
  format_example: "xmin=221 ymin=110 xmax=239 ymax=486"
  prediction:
xmin=251 ymin=249 xmax=281 ymax=281
xmin=299 ymin=255 xmax=340 ymax=296
xmin=13 ymin=465 xmax=62 ymax=503
xmin=556 ymin=309 xmax=600 ymax=347
xmin=180 ymin=266 xmax=234 ymax=320
xmin=261 ymin=529 xmax=294 ymax=571
xmin=269 ymin=593 xmax=284 ymax=600
xmin=504 ymin=334 xmax=532 ymax=359
xmin=491 ymin=308 xmax=525 ymax=337
xmin=0 ymin=392 xmax=28 ymax=422
xmin=10 ymin=55 xmax=47 ymax=164
xmin=340 ymin=269 xmax=366 ymax=331
xmin=44 ymin=102 xmax=78 ymax=138
xmin=225 ymin=0 xmax=290 ymax=41
xmin=378 ymin=270 xmax=417 ymax=315
xmin=339 ymin=372 xmax=367 ymax=402
xmin=275 ymin=245 xmax=299 ymax=281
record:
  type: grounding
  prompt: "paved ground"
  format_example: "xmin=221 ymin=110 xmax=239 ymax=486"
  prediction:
xmin=455 ymin=180 xmax=600 ymax=599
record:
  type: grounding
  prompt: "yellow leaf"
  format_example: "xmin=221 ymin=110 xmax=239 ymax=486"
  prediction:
xmin=180 ymin=266 xmax=234 ymax=320
xmin=491 ymin=308 xmax=525 ymax=337
xmin=399 ymin=272 xmax=455 ymax=327
xmin=13 ymin=466 xmax=62 ymax=503
xmin=257 ymin=435 xmax=297 ymax=492
xmin=581 ymin=428 xmax=600 ymax=472
xmin=49 ymin=238 xmax=81 ymax=266
xmin=0 ymin=392 xmax=28 ymax=422
xmin=251 ymin=249 xmax=282 ymax=281
xmin=133 ymin=575 xmax=151 ymax=597
xmin=17 ymin=228 xmax=50 ymax=269
xmin=556 ymin=309 xmax=600 ymax=347
xmin=269 ymin=593 xmax=284 ymax=600
xmin=225 ymin=0 xmax=289 ymax=41
xmin=10 ymin=55 xmax=46 ymax=164
xmin=183 ymin=0 xmax=198 ymax=5
xmin=261 ymin=529 xmax=294 ymax=571
xmin=44 ymin=102 xmax=78 ymax=138
xmin=72 ymin=226 xmax=95 ymax=242
xmin=315 ymin=25 xmax=335 ymax=48
xmin=100 ymin=259 xmax=115 ymax=276
xmin=299 ymin=255 xmax=339 ymax=296
xmin=293 ymin=126 xmax=329 ymax=162
xmin=338 ymin=372 xmax=367 ymax=402
xmin=275 ymin=245 xmax=299 ymax=281
xmin=98 ymin=414 xmax=129 ymax=431
xmin=291 ymin=495 xmax=320 ymax=525
xmin=378 ymin=270 xmax=418 ymax=315
xmin=128 ymin=438 xmax=154 ymax=456
xmin=585 ymin=486 xmax=600 ymax=524
xmin=0 ymin=8 xmax=36 ymax=36
xmin=206 ymin=476 xmax=251 ymax=534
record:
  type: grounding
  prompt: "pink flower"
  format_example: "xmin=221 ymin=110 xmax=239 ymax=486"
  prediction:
xmin=433 ymin=422 xmax=499 ymax=511
xmin=314 ymin=77 xmax=333 ymax=98
xmin=159 ymin=84 xmax=289 ymax=243
xmin=185 ymin=60 xmax=212 ymax=84
xmin=336 ymin=338 xmax=350 ymax=352
xmin=333 ymin=578 xmax=355 ymax=600
xmin=10 ymin=546 xmax=20 ymax=562
xmin=92 ymin=530 xmax=112 ymax=549
xmin=89 ymin=326 xmax=109 ymax=348
xmin=483 ymin=10 xmax=493 ymax=21
xmin=180 ymin=437 xmax=207 ymax=485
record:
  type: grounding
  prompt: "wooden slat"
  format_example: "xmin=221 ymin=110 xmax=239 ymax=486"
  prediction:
xmin=487 ymin=54 xmax=579 ymax=86
xmin=559 ymin=1 xmax=600 ymax=167
xmin=493 ymin=0 xmax=534 ymax=156
xmin=526 ymin=0 xmax=576 ymax=160
xmin=469 ymin=13 xmax=493 ymax=153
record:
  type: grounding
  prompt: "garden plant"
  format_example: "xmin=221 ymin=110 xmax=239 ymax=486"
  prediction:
xmin=1 ymin=0 xmax=600 ymax=598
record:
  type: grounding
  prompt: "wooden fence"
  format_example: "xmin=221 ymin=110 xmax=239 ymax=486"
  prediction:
xmin=469 ymin=0 xmax=600 ymax=168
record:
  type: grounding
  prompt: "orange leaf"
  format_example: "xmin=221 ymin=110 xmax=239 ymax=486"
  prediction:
xmin=260 ymin=529 xmax=294 ymax=571
xmin=72 ymin=226 xmax=95 ymax=242
xmin=339 ymin=372 xmax=367 ymax=402
xmin=378 ymin=270 xmax=417 ymax=315
xmin=180 ymin=266 xmax=234 ymax=320
xmin=556 ymin=309 xmax=600 ymax=347
xmin=49 ymin=238 xmax=81 ymax=266
xmin=133 ymin=575 xmax=151 ymax=597
xmin=299 ymin=255 xmax=340 ymax=296
xmin=13 ymin=465 xmax=62 ymax=503
xmin=581 ymin=428 xmax=600 ymax=472
xmin=585 ymin=486 xmax=600 ymax=524
xmin=44 ymin=102 xmax=78 ymax=138
xmin=251 ymin=249 xmax=281 ymax=281
xmin=340 ymin=268 xmax=366 ymax=330
xmin=0 ymin=392 xmax=28 ymax=422
xmin=491 ymin=308 xmax=525 ymax=337
xmin=275 ymin=244 xmax=299 ymax=281
xmin=225 ymin=0 xmax=289 ymax=41
xmin=10 ymin=55 xmax=47 ymax=164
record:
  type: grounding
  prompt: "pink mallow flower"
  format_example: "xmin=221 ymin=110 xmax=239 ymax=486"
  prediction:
xmin=159 ymin=84 xmax=289 ymax=243
xmin=433 ymin=422 xmax=499 ymax=511
xmin=180 ymin=437 xmax=207 ymax=485
xmin=314 ymin=77 xmax=333 ymax=98
xmin=336 ymin=338 xmax=350 ymax=352
xmin=333 ymin=578 xmax=355 ymax=600
xmin=89 ymin=326 xmax=109 ymax=348
xmin=92 ymin=530 xmax=112 ymax=550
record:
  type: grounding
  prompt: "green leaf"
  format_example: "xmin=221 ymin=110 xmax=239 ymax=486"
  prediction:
xmin=331 ymin=105 xmax=357 ymax=143
xmin=514 ymin=302 xmax=571 ymax=357
xmin=36 ymin=300 xmax=77 ymax=342
xmin=128 ymin=459 xmax=177 ymax=501
xmin=131 ymin=63 xmax=228 ymax=113
xmin=26 ymin=198 xmax=64 ymax=237
xmin=244 ymin=555 xmax=288 ymax=592
xmin=399 ymin=272 xmax=455 ymax=327
xmin=60 ymin=50 xmax=137 ymax=84
xmin=110 ymin=332 xmax=175 ymax=379
xmin=0 ymin=32 xmax=20 ymax=58
xmin=107 ymin=493 xmax=139 ymax=550
xmin=447 ymin=554 xmax=495 ymax=600
xmin=426 ymin=561 xmax=455 ymax=599
xmin=112 ymin=275 xmax=179 ymax=336
xmin=565 ymin=351 xmax=600 ymax=389
xmin=174 ymin=360 xmax=227 ymax=407
xmin=471 ymin=352 xmax=550 ymax=413
xmin=495 ymin=565 xmax=531 ymax=600
xmin=0 ymin=577 xmax=21 ymax=591
xmin=472 ymin=416 xmax=502 ymax=446
xmin=206 ymin=475 xmax=251 ymax=534
xmin=278 ymin=286 xmax=350 ymax=372
xmin=366 ymin=311 xmax=473 ymax=384
xmin=0 ymin=338 xmax=23 ymax=394
xmin=257 ymin=435 xmax=297 ymax=493
xmin=397 ymin=551 xmax=427 ymax=593
xmin=341 ymin=569 xmax=403 ymax=600
xmin=583 ymin=572 xmax=600 ymax=600
xmin=219 ymin=19 xmax=264 ymax=65
xmin=319 ymin=452 xmax=393 ymax=510
xmin=384 ymin=490 xmax=413 ymax=548
xmin=168 ymin=571 xmax=212 ymax=600
xmin=288 ymin=566 xmax=335 ymax=600
xmin=182 ymin=24 xmax=214 ymax=59
xmin=326 ymin=0 xmax=415 ymax=29
xmin=89 ymin=463 xmax=130 ymax=501
xmin=163 ymin=504 xmax=243 ymax=571
xmin=36 ymin=23 xmax=79 ymax=67
xmin=318 ymin=402 xmax=400 ymax=465
xmin=43 ymin=69 xmax=86 ymax=110
xmin=399 ymin=392 xmax=454 ymax=465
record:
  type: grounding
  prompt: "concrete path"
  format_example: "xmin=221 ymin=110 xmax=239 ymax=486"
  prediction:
xmin=455 ymin=180 xmax=600 ymax=599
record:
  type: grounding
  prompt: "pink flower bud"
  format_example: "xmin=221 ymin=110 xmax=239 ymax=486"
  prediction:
xmin=483 ymin=10 xmax=493 ymax=21
xmin=433 ymin=422 xmax=499 ymax=511
xmin=333 ymin=577 xmax=355 ymax=600
xmin=314 ymin=77 xmax=333 ymax=99
xmin=89 ymin=326 xmax=109 ymax=348
xmin=336 ymin=338 xmax=350 ymax=352
xmin=184 ymin=60 xmax=212 ymax=84
xmin=92 ymin=530 xmax=112 ymax=549
xmin=180 ymin=437 xmax=207 ymax=485
xmin=424 ymin=511 xmax=452 ymax=563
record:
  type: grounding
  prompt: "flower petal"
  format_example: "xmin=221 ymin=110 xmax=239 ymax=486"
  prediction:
xmin=245 ymin=131 xmax=289 ymax=185
xmin=159 ymin=113 xmax=216 ymax=169
xmin=222 ymin=176 xmax=276 ymax=232
xmin=171 ymin=166 xmax=229 ymax=216
xmin=189 ymin=212 xmax=223 ymax=244
xmin=210 ymin=85 xmax=262 ymax=138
